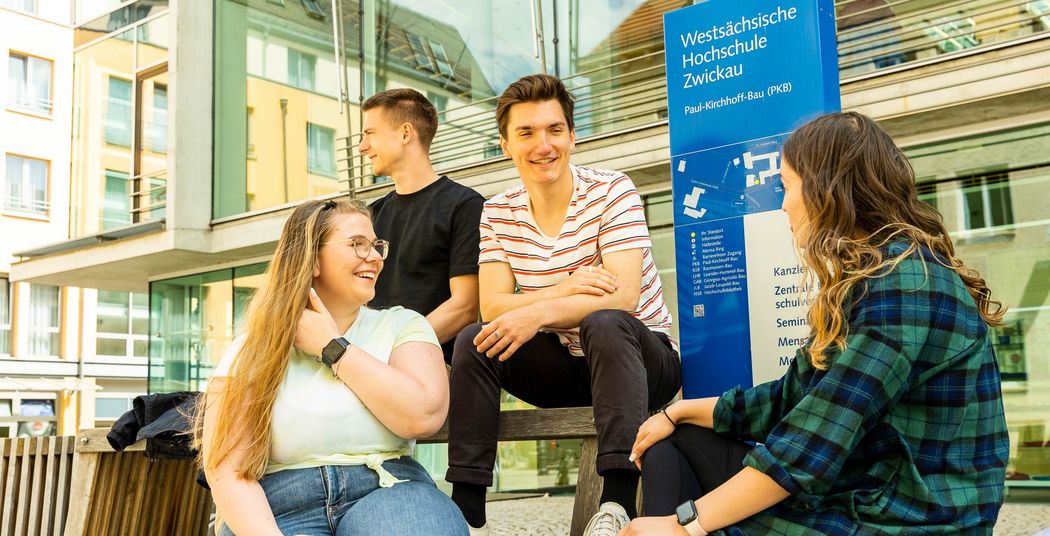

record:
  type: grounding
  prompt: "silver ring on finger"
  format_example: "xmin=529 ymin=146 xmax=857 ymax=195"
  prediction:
xmin=494 ymin=330 xmax=501 ymax=340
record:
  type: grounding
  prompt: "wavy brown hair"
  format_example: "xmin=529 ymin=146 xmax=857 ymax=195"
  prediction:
xmin=193 ymin=198 xmax=370 ymax=479
xmin=783 ymin=112 xmax=1004 ymax=369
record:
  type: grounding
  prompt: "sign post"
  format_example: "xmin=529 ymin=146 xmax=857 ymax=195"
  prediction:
xmin=664 ymin=0 xmax=840 ymax=398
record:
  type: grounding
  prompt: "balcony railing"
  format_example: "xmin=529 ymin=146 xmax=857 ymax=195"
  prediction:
xmin=2 ymin=196 xmax=50 ymax=216
xmin=130 ymin=168 xmax=166 ymax=224
xmin=6 ymin=94 xmax=53 ymax=115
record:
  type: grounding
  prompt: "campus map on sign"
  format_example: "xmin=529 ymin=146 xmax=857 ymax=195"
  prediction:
xmin=675 ymin=136 xmax=787 ymax=224
xmin=664 ymin=0 xmax=839 ymax=398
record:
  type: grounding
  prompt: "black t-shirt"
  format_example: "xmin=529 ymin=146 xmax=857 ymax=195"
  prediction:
xmin=370 ymin=175 xmax=484 ymax=324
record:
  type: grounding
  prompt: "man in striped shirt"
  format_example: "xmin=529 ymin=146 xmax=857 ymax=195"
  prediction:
xmin=445 ymin=74 xmax=682 ymax=536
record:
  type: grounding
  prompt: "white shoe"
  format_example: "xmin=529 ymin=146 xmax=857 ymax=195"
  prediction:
xmin=584 ymin=502 xmax=630 ymax=536
xmin=467 ymin=522 xmax=490 ymax=536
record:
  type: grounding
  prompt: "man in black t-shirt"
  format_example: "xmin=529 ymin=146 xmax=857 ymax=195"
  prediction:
xmin=361 ymin=89 xmax=484 ymax=363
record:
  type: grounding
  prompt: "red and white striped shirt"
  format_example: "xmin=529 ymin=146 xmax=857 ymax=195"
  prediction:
xmin=479 ymin=165 xmax=676 ymax=356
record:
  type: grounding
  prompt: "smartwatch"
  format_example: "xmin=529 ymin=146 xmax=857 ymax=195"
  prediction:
xmin=676 ymin=500 xmax=707 ymax=536
xmin=320 ymin=337 xmax=351 ymax=368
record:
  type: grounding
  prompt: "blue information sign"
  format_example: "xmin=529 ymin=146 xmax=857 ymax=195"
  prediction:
xmin=664 ymin=0 xmax=839 ymax=398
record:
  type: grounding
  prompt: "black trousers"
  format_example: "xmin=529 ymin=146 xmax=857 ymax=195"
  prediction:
xmin=445 ymin=310 xmax=682 ymax=486
xmin=641 ymin=424 xmax=753 ymax=516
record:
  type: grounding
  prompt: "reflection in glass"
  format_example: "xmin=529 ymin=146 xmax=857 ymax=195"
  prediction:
xmin=71 ymin=13 xmax=169 ymax=238
xmin=149 ymin=263 xmax=268 ymax=393
xmin=135 ymin=68 xmax=169 ymax=223
xmin=72 ymin=27 xmax=135 ymax=237
xmin=906 ymin=123 xmax=1050 ymax=486
xmin=74 ymin=1 xmax=169 ymax=47
xmin=214 ymin=0 xmax=523 ymax=217
xmin=836 ymin=0 xmax=1050 ymax=78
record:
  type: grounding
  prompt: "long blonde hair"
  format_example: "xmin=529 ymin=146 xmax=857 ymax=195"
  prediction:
xmin=193 ymin=198 xmax=370 ymax=479
xmin=783 ymin=112 xmax=1005 ymax=369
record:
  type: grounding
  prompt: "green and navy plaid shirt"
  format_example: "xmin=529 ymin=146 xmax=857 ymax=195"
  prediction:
xmin=712 ymin=244 xmax=1009 ymax=535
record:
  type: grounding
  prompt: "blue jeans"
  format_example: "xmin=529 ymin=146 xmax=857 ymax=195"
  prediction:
xmin=220 ymin=457 xmax=468 ymax=536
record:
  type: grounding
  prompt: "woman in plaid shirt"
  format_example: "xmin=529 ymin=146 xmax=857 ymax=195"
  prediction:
xmin=622 ymin=112 xmax=1009 ymax=535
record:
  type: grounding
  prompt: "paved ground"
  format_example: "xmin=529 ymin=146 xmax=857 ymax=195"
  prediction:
xmin=483 ymin=495 xmax=1050 ymax=535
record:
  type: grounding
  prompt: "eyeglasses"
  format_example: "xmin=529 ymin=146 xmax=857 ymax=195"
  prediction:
xmin=323 ymin=235 xmax=390 ymax=260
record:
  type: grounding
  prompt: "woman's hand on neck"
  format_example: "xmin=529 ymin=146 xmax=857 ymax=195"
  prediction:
xmin=294 ymin=288 xmax=361 ymax=356
xmin=312 ymin=287 xmax=362 ymax=334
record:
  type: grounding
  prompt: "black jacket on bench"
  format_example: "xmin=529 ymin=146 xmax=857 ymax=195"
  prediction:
xmin=107 ymin=391 xmax=200 ymax=460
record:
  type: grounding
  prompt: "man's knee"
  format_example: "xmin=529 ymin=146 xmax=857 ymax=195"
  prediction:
xmin=451 ymin=323 xmax=485 ymax=366
xmin=579 ymin=309 xmax=633 ymax=335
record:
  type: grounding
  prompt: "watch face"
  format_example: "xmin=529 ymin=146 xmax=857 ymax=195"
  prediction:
xmin=676 ymin=500 xmax=697 ymax=525
xmin=322 ymin=338 xmax=348 ymax=366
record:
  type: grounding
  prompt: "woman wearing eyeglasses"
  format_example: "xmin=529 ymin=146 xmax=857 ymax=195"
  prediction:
xmin=195 ymin=198 xmax=468 ymax=536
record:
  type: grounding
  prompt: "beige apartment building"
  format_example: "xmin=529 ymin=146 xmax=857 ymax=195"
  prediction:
xmin=1 ymin=1 xmax=147 ymax=439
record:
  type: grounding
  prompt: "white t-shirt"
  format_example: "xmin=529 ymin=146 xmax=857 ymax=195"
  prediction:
xmin=212 ymin=306 xmax=440 ymax=475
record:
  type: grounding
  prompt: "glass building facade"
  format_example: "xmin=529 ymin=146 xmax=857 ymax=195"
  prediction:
xmin=70 ymin=2 xmax=170 ymax=238
xmin=907 ymin=124 xmax=1050 ymax=486
xmin=93 ymin=0 xmax=1050 ymax=492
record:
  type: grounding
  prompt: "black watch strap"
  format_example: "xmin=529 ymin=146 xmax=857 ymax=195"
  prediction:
xmin=320 ymin=337 xmax=351 ymax=367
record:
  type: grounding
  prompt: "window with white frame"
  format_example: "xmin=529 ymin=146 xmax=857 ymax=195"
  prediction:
xmin=0 ymin=278 xmax=10 ymax=356
xmin=961 ymin=171 xmax=1014 ymax=230
xmin=4 ymin=154 xmax=49 ymax=215
xmin=7 ymin=52 xmax=51 ymax=114
xmin=94 ymin=396 xmax=134 ymax=425
xmin=96 ymin=290 xmax=148 ymax=359
xmin=287 ymin=48 xmax=316 ymax=91
xmin=26 ymin=284 xmax=59 ymax=358
xmin=307 ymin=123 xmax=336 ymax=177
xmin=0 ymin=397 xmax=57 ymax=438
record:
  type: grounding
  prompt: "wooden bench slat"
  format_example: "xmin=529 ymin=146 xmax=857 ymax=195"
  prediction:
xmin=76 ymin=407 xmax=598 ymax=451
xmin=0 ymin=443 xmax=7 ymax=531
xmin=1 ymin=438 xmax=21 ymax=535
xmin=62 ymin=451 xmax=98 ymax=536
xmin=41 ymin=437 xmax=58 ymax=536
xmin=27 ymin=438 xmax=45 ymax=536
xmin=52 ymin=436 xmax=72 ymax=536
xmin=420 ymin=407 xmax=597 ymax=443
xmin=14 ymin=438 xmax=32 ymax=536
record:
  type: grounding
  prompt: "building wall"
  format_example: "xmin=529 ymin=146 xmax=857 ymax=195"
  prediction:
xmin=1 ymin=4 xmax=146 ymax=437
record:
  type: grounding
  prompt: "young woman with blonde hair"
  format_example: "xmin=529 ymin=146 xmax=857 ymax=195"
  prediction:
xmin=195 ymin=198 xmax=467 ymax=536
xmin=621 ymin=112 xmax=1009 ymax=535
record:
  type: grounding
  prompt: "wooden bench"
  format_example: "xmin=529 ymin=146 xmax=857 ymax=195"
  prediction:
xmin=420 ymin=406 xmax=600 ymax=536
xmin=58 ymin=406 xmax=600 ymax=536
xmin=65 ymin=430 xmax=211 ymax=536
xmin=0 ymin=436 xmax=75 ymax=536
